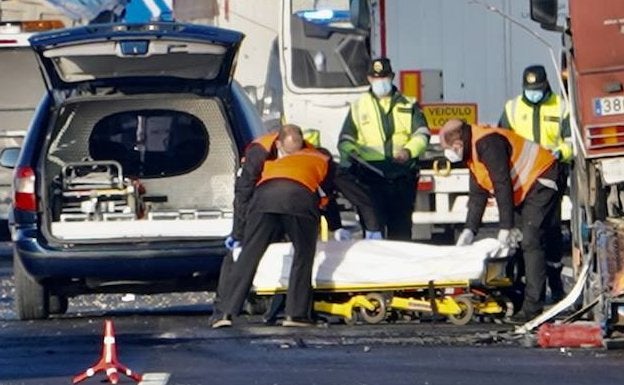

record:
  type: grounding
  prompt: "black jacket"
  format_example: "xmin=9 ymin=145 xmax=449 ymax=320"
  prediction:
xmin=231 ymin=141 xmax=340 ymax=241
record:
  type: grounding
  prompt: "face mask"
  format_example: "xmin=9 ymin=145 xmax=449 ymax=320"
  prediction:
xmin=524 ymin=89 xmax=544 ymax=104
xmin=444 ymin=147 xmax=463 ymax=163
xmin=371 ymin=78 xmax=393 ymax=97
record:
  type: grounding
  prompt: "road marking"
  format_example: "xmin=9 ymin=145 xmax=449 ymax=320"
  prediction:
xmin=139 ymin=372 xmax=170 ymax=385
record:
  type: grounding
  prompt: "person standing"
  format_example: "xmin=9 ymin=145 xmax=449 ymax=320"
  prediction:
xmin=213 ymin=124 xmax=336 ymax=328
xmin=499 ymin=64 xmax=572 ymax=302
xmin=337 ymin=57 xmax=430 ymax=241
xmin=440 ymin=119 xmax=559 ymax=323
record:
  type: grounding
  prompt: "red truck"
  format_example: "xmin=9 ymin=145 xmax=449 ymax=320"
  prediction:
xmin=531 ymin=0 xmax=624 ymax=328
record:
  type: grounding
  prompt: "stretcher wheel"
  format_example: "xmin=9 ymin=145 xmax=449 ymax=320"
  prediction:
xmin=344 ymin=310 xmax=359 ymax=326
xmin=359 ymin=292 xmax=387 ymax=324
xmin=447 ymin=296 xmax=474 ymax=326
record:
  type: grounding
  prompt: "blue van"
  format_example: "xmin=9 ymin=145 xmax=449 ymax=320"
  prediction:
xmin=0 ymin=22 xmax=267 ymax=320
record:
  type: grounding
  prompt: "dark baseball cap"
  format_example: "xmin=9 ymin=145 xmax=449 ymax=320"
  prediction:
xmin=368 ymin=57 xmax=394 ymax=78
xmin=523 ymin=65 xmax=548 ymax=90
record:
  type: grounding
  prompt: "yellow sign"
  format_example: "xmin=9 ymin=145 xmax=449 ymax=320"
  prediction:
xmin=422 ymin=103 xmax=478 ymax=131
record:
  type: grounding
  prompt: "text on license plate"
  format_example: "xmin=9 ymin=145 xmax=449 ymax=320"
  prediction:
xmin=595 ymin=96 xmax=624 ymax=116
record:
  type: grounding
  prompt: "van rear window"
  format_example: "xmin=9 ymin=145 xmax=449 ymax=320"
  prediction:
xmin=89 ymin=109 xmax=208 ymax=178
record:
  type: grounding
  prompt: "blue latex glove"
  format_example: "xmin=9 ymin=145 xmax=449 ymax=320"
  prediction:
xmin=224 ymin=236 xmax=240 ymax=250
xmin=551 ymin=148 xmax=561 ymax=160
xmin=365 ymin=230 xmax=383 ymax=240
xmin=333 ymin=228 xmax=352 ymax=241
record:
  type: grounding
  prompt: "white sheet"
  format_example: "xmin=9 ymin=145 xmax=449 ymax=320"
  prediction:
xmin=249 ymin=238 xmax=502 ymax=291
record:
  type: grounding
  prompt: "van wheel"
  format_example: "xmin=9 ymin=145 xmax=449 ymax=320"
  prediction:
xmin=13 ymin=252 xmax=49 ymax=320
xmin=48 ymin=294 xmax=69 ymax=315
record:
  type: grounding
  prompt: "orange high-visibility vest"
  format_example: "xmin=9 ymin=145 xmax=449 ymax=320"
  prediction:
xmin=257 ymin=148 xmax=329 ymax=193
xmin=468 ymin=125 xmax=555 ymax=205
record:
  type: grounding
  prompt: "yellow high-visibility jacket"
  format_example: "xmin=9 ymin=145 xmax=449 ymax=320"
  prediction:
xmin=338 ymin=91 xmax=430 ymax=166
xmin=502 ymin=93 xmax=572 ymax=162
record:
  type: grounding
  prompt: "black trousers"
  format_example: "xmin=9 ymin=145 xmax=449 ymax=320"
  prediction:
xmin=213 ymin=224 xmax=283 ymax=317
xmin=334 ymin=167 xmax=382 ymax=232
xmin=222 ymin=211 xmax=319 ymax=320
xmin=368 ymin=176 xmax=416 ymax=241
xmin=518 ymin=180 xmax=559 ymax=315
xmin=543 ymin=163 xmax=570 ymax=296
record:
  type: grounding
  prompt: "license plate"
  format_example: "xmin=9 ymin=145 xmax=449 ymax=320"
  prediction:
xmin=594 ymin=96 xmax=624 ymax=116
xmin=600 ymin=157 xmax=624 ymax=185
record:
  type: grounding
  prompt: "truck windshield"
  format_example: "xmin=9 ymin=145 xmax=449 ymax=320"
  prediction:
xmin=290 ymin=0 xmax=370 ymax=88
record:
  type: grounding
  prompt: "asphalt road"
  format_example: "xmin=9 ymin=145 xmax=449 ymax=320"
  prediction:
xmin=0 ymin=241 xmax=622 ymax=385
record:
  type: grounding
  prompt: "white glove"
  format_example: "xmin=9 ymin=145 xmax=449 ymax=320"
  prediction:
xmin=497 ymin=229 xmax=511 ymax=247
xmin=495 ymin=228 xmax=522 ymax=258
xmin=333 ymin=228 xmax=352 ymax=241
xmin=456 ymin=229 xmax=474 ymax=246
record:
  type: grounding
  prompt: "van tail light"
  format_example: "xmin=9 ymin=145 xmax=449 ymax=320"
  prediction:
xmin=14 ymin=166 xmax=36 ymax=211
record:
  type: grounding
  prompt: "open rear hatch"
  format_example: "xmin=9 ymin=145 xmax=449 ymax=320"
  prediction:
xmin=29 ymin=22 xmax=244 ymax=242
xmin=29 ymin=22 xmax=243 ymax=92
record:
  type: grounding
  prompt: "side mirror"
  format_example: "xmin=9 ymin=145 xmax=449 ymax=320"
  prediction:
xmin=530 ymin=0 xmax=559 ymax=29
xmin=0 ymin=147 xmax=20 ymax=169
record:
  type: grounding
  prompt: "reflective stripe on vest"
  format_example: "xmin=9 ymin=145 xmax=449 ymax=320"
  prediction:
xmin=257 ymin=148 xmax=329 ymax=193
xmin=350 ymin=93 xmax=414 ymax=161
xmin=468 ymin=125 xmax=555 ymax=205
xmin=505 ymin=93 xmax=565 ymax=149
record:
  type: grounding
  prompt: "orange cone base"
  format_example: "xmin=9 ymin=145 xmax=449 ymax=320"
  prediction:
xmin=73 ymin=320 xmax=142 ymax=384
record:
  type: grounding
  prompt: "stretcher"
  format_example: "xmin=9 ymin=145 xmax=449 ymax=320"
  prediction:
xmin=247 ymin=238 xmax=516 ymax=325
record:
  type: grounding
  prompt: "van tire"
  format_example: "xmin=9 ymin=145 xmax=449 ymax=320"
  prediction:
xmin=13 ymin=252 xmax=48 ymax=320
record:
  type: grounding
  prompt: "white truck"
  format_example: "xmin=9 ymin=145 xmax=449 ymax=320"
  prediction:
xmin=0 ymin=19 xmax=66 ymax=238
xmin=4 ymin=0 xmax=571 ymax=240
xmin=242 ymin=0 xmax=570 ymax=239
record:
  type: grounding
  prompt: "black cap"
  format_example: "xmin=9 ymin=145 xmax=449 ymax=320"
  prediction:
xmin=368 ymin=57 xmax=393 ymax=78
xmin=523 ymin=65 xmax=549 ymax=90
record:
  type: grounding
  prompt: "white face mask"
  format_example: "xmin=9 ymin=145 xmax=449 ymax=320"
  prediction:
xmin=524 ymin=89 xmax=544 ymax=104
xmin=444 ymin=147 xmax=463 ymax=163
xmin=371 ymin=78 xmax=393 ymax=97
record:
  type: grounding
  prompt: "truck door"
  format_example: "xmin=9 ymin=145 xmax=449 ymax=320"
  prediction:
xmin=274 ymin=0 xmax=371 ymax=154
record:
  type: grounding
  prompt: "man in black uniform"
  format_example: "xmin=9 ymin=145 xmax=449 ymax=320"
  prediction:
xmin=440 ymin=119 xmax=559 ymax=323
xmin=213 ymin=124 xmax=336 ymax=328
xmin=498 ymin=65 xmax=572 ymax=303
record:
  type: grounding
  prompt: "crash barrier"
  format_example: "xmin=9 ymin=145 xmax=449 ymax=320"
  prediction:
xmin=247 ymin=239 xmax=517 ymax=325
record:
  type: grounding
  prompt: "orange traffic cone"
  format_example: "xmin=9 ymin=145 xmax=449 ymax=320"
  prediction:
xmin=72 ymin=319 xmax=142 ymax=384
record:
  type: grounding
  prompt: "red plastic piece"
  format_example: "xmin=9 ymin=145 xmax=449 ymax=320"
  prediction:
xmin=537 ymin=322 xmax=604 ymax=348
xmin=72 ymin=319 xmax=143 ymax=384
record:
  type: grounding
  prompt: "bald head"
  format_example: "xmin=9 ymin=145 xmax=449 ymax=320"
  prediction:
xmin=277 ymin=124 xmax=304 ymax=156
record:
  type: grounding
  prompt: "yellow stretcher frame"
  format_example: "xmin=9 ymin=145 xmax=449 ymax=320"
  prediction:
xmin=253 ymin=255 xmax=514 ymax=326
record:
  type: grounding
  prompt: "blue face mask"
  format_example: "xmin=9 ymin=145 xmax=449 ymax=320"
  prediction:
xmin=371 ymin=78 xmax=393 ymax=97
xmin=524 ymin=89 xmax=544 ymax=104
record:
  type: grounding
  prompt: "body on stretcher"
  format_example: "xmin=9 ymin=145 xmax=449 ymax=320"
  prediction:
xmin=246 ymin=239 xmax=516 ymax=325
